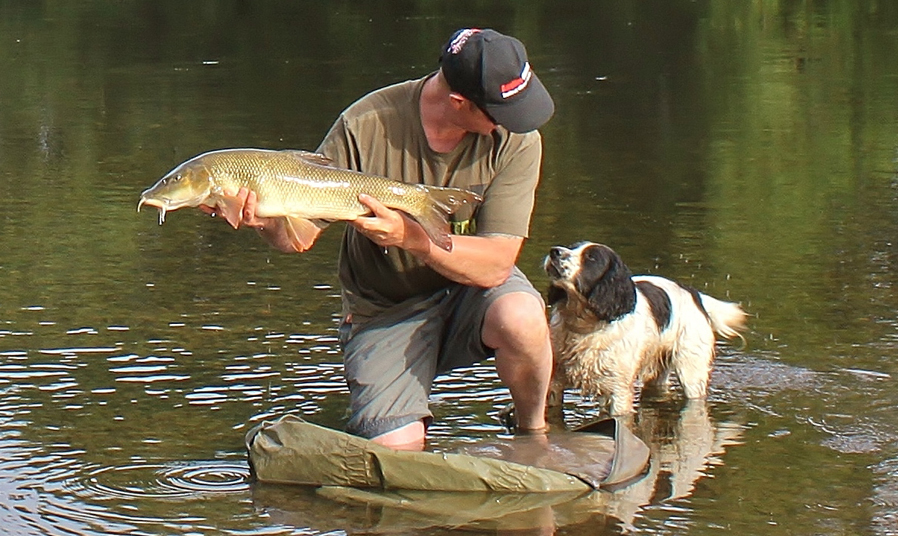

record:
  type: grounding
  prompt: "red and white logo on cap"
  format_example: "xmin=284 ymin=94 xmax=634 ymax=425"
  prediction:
xmin=447 ymin=28 xmax=481 ymax=54
xmin=500 ymin=62 xmax=532 ymax=99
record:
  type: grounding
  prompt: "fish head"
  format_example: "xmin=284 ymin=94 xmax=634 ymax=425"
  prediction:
xmin=137 ymin=162 xmax=213 ymax=224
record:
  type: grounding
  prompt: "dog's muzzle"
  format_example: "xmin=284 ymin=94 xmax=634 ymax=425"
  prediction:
xmin=544 ymin=246 xmax=573 ymax=279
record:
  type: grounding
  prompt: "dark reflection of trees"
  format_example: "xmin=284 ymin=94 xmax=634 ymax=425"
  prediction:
xmin=1 ymin=0 xmax=896 ymax=388
xmin=1 ymin=2 xmax=898 ymax=532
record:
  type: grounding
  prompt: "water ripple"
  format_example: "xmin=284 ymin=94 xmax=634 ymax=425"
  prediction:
xmin=71 ymin=461 xmax=252 ymax=500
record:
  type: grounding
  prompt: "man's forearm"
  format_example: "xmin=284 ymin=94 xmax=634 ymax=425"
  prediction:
xmin=411 ymin=233 xmax=523 ymax=288
xmin=351 ymin=196 xmax=525 ymax=287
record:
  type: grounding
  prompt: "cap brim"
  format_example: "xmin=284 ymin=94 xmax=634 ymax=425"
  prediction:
xmin=484 ymin=73 xmax=555 ymax=134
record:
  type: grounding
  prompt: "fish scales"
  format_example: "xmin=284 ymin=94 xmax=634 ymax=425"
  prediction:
xmin=202 ymin=151 xmax=429 ymax=221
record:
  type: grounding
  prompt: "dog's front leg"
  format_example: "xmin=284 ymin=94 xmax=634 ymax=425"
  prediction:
xmin=607 ymin=370 xmax=638 ymax=416
xmin=546 ymin=376 xmax=566 ymax=426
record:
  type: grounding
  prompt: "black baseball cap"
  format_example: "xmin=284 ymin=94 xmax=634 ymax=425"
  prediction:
xmin=439 ymin=28 xmax=555 ymax=133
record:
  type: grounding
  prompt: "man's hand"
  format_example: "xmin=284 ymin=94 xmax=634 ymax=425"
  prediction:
xmin=351 ymin=194 xmax=430 ymax=253
xmin=200 ymin=187 xmax=272 ymax=229
xmin=199 ymin=187 xmax=306 ymax=253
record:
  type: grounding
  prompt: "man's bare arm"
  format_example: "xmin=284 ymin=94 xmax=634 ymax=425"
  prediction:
xmin=352 ymin=194 xmax=522 ymax=288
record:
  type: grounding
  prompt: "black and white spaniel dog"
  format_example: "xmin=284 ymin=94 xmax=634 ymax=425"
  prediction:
xmin=544 ymin=242 xmax=746 ymax=416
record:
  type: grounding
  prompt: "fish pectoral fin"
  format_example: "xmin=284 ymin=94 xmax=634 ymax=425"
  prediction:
xmin=284 ymin=217 xmax=327 ymax=252
xmin=216 ymin=196 xmax=244 ymax=229
xmin=283 ymin=150 xmax=335 ymax=168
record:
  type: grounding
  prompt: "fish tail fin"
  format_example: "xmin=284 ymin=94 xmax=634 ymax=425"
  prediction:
xmin=415 ymin=187 xmax=482 ymax=252
xmin=413 ymin=202 xmax=454 ymax=252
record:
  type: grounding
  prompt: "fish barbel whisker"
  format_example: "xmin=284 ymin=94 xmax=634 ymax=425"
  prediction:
xmin=138 ymin=196 xmax=168 ymax=225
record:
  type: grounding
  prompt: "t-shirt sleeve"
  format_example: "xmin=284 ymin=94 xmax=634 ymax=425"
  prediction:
xmin=475 ymin=131 xmax=543 ymax=238
xmin=316 ymin=115 xmax=361 ymax=171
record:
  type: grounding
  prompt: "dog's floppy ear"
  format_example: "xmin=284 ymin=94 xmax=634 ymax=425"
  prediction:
xmin=579 ymin=245 xmax=636 ymax=321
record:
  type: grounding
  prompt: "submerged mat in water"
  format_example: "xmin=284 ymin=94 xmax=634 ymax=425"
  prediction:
xmin=246 ymin=415 xmax=649 ymax=492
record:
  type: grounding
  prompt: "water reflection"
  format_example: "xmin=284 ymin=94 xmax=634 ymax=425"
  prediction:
xmin=0 ymin=451 xmax=256 ymax=535
xmin=2 ymin=0 xmax=898 ymax=534
xmin=0 ymin=344 xmax=776 ymax=535
xmin=0 ymin=312 xmax=350 ymax=536
xmin=0 ymin=422 xmax=255 ymax=535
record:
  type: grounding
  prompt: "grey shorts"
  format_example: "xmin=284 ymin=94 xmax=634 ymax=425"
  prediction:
xmin=338 ymin=267 xmax=543 ymax=439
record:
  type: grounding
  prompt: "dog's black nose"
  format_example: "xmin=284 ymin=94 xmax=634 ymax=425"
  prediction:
xmin=549 ymin=246 xmax=565 ymax=260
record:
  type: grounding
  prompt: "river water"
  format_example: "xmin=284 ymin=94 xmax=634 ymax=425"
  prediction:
xmin=1 ymin=1 xmax=897 ymax=534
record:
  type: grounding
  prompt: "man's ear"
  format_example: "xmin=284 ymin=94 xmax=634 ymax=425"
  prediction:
xmin=448 ymin=92 xmax=468 ymax=111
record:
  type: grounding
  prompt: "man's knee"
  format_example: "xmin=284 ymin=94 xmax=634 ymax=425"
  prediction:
xmin=483 ymin=292 xmax=549 ymax=350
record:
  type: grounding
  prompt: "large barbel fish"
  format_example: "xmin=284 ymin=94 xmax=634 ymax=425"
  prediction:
xmin=138 ymin=148 xmax=481 ymax=251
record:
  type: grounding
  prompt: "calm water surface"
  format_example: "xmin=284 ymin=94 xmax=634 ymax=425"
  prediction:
xmin=1 ymin=1 xmax=898 ymax=534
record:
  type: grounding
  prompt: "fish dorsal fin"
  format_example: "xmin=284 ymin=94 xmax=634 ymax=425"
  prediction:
xmin=283 ymin=150 xmax=335 ymax=168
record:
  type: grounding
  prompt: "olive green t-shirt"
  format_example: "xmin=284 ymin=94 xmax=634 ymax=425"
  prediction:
xmin=316 ymin=74 xmax=543 ymax=321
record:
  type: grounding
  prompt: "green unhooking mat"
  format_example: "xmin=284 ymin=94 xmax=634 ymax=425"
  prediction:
xmin=245 ymin=415 xmax=649 ymax=492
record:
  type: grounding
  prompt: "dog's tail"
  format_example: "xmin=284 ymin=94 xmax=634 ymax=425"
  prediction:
xmin=700 ymin=294 xmax=748 ymax=343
